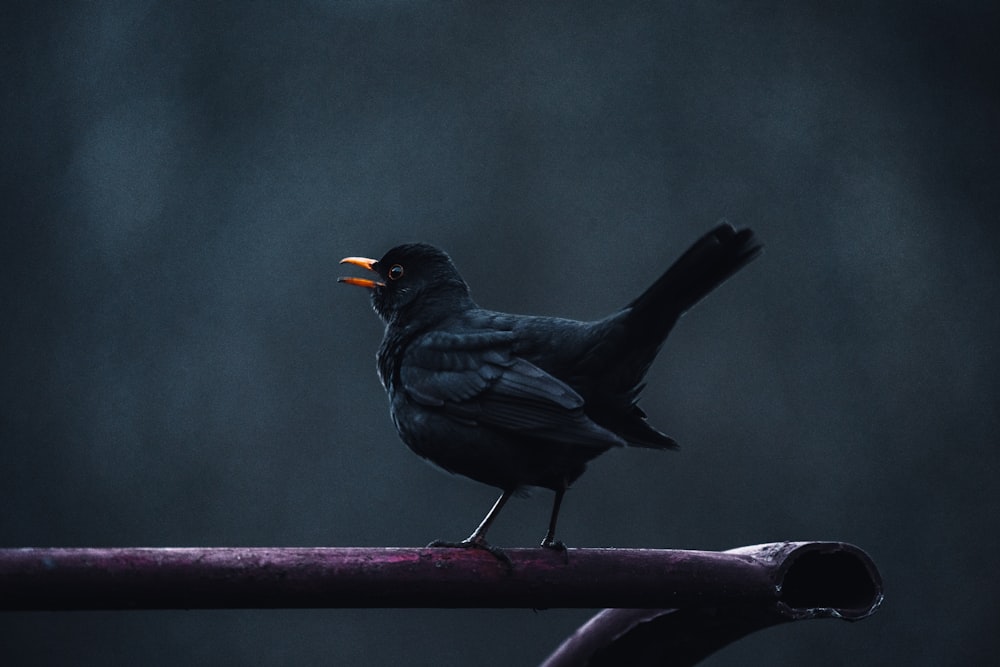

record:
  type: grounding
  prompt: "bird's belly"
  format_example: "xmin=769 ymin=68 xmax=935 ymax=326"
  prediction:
xmin=389 ymin=397 xmax=596 ymax=491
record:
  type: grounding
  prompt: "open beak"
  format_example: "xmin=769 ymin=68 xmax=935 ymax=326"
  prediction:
xmin=338 ymin=256 xmax=385 ymax=289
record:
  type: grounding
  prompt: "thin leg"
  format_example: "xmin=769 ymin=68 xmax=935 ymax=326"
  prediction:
xmin=466 ymin=489 xmax=513 ymax=544
xmin=427 ymin=489 xmax=514 ymax=566
xmin=541 ymin=486 xmax=567 ymax=550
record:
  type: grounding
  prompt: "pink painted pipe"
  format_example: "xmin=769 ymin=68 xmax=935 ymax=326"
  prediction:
xmin=0 ymin=541 xmax=881 ymax=616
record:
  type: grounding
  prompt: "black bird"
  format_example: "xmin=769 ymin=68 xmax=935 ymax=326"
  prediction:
xmin=339 ymin=224 xmax=760 ymax=556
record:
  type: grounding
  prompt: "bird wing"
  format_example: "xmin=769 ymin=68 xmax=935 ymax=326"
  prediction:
xmin=400 ymin=330 xmax=625 ymax=449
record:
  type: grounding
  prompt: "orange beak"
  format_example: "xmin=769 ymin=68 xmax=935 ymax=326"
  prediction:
xmin=338 ymin=256 xmax=385 ymax=289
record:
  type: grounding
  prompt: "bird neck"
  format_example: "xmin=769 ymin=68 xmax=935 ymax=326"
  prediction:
xmin=376 ymin=288 xmax=476 ymax=391
xmin=388 ymin=285 xmax=476 ymax=330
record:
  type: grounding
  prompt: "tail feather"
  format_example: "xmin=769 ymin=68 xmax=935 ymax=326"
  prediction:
xmin=617 ymin=405 xmax=680 ymax=449
xmin=624 ymin=223 xmax=761 ymax=348
xmin=585 ymin=223 xmax=759 ymax=450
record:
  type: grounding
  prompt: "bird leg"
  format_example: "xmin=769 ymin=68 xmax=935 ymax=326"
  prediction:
xmin=540 ymin=486 xmax=568 ymax=552
xmin=427 ymin=489 xmax=513 ymax=565
xmin=465 ymin=488 xmax=512 ymax=543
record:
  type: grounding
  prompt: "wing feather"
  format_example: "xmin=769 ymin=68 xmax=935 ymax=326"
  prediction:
xmin=400 ymin=331 xmax=624 ymax=449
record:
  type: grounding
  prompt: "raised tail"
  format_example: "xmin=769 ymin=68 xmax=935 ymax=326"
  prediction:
xmin=623 ymin=223 xmax=761 ymax=349
xmin=581 ymin=224 xmax=759 ymax=450
xmin=592 ymin=224 xmax=759 ymax=450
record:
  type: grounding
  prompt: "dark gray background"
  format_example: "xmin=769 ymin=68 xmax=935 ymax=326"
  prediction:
xmin=3 ymin=1 xmax=998 ymax=665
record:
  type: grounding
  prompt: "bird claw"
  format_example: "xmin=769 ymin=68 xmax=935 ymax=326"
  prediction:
xmin=541 ymin=538 xmax=569 ymax=563
xmin=426 ymin=537 xmax=513 ymax=568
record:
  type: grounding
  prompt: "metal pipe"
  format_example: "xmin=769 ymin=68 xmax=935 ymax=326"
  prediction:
xmin=0 ymin=542 xmax=881 ymax=615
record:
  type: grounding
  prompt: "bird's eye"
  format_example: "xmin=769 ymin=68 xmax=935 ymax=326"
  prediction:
xmin=388 ymin=264 xmax=404 ymax=280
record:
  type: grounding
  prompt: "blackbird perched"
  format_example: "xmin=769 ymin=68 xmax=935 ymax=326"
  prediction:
xmin=339 ymin=224 xmax=760 ymax=556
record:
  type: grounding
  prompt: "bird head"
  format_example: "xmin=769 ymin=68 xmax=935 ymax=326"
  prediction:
xmin=339 ymin=243 xmax=472 ymax=323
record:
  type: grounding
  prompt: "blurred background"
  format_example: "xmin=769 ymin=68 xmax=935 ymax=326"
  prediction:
xmin=2 ymin=1 xmax=998 ymax=665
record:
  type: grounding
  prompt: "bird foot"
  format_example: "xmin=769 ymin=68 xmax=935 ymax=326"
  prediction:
xmin=426 ymin=537 xmax=513 ymax=568
xmin=540 ymin=538 xmax=569 ymax=563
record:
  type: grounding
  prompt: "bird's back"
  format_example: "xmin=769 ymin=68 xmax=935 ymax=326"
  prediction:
xmin=459 ymin=309 xmax=680 ymax=451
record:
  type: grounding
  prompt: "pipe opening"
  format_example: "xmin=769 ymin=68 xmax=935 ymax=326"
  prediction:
xmin=779 ymin=550 xmax=879 ymax=615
